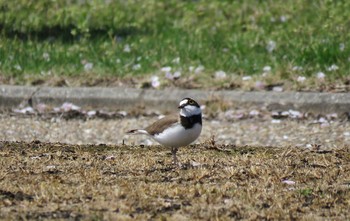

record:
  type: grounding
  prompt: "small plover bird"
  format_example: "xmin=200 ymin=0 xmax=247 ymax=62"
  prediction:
xmin=127 ymin=98 xmax=202 ymax=164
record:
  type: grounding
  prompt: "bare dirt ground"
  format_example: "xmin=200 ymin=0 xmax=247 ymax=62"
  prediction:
xmin=1 ymin=111 xmax=349 ymax=148
xmin=0 ymin=141 xmax=349 ymax=220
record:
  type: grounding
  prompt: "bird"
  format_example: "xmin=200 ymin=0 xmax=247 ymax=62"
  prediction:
xmin=126 ymin=97 xmax=202 ymax=165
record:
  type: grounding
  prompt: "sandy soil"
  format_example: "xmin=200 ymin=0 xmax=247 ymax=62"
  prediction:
xmin=1 ymin=113 xmax=349 ymax=149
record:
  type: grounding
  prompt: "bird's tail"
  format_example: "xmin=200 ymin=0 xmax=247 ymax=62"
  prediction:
xmin=126 ymin=129 xmax=149 ymax=135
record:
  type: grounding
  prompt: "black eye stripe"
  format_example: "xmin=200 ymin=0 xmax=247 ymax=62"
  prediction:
xmin=181 ymin=98 xmax=199 ymax=107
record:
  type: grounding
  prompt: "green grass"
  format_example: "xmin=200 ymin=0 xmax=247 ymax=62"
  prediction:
xmin=0 ymin=0 xmax=349 ymax=88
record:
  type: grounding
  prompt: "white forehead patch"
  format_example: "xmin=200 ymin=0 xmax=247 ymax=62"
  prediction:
xmin=179 ymin=99 xmax=188 ymax=107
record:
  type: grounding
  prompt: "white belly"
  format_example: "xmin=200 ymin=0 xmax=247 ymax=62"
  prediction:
xmin=153 ymin=123 xmax=202 ymax=148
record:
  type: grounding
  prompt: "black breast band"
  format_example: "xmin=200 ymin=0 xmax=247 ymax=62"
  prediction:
xmin=180 ymin=114 xmax=202 ymax=129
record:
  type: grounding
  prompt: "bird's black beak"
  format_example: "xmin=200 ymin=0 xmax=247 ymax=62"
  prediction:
xmin=178 ymin=104 xmax=185 ymax=109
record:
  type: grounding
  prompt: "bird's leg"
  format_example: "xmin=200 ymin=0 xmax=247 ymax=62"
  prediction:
xmin=171 ymin=147 xmax=178 ymax=165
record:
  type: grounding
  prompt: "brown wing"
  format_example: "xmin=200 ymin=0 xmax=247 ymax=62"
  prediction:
xmin=145 ymin=115 xmax=179 ymax=136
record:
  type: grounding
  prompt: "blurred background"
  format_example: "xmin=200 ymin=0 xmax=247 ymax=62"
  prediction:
xmin=0 ymin=0 xmax=349 ymax=91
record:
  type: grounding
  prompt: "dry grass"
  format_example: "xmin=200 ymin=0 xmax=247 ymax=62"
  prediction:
xmin=0 ymin=141 xmax=349 ymax=220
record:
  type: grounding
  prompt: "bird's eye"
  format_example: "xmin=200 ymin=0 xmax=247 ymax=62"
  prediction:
xmin=189 ymin=100 xmax=194 ymax=104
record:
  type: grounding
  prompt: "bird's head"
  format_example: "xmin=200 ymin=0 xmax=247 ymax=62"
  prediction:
xmin=178 ymin=98 xmax=201 ymax=117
